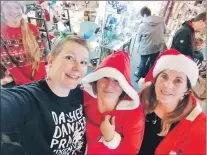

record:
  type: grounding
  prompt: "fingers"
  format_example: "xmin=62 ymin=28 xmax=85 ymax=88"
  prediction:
xmin=104 ymin=115 xmax=115 ymax=125
xmin=111 ymin=116 xmax=115 ymax=126
xmin=105 ymin=115 xmax=112 ymax=121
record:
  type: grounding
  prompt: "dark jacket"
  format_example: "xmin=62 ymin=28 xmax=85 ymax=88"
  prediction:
xmin=171 ymin=21 xmax=194 ymax=58
xmin=1 ymin=79 xmax=86 ymax=155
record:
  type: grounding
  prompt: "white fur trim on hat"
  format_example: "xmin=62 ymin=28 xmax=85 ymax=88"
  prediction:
xmin=82 ymin=67 xmax=140 ymax=110
xmin=153 ymin=55 xmax=199 ymax=86
xmin=98 ymin=131 xmax=121 ymax=149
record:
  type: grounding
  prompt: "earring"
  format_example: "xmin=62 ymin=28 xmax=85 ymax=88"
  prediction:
xmin=46 ymin=74 xmax=51 ymax=81
xmin=80 ymin=82 xmax=84 ymax=90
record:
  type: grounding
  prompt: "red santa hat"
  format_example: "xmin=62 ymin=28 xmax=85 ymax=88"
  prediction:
xmin=82 ymin=51 xmax=139 ymax=110
xmin=138 ymin=48 xmax=199 ymax=89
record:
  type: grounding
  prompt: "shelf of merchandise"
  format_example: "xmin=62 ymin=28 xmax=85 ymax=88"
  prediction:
xmin=99 ymin=1 xmax=137 ymax=60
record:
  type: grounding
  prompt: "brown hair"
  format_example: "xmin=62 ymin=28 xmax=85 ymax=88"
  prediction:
xmin=1 ymin=1 xmax=42 ymax=78
xmin=48 ymin=34 xmax=89 ymax=59
xmin=90 ymin=81 xmax=126 ymax=102
xmin=140 ymin=73 xmax=194 ymax=136
xmin=192 ymin=12 xmax=206 ymax=22
xmin=140 ymin=6 xmax=151 ymax=17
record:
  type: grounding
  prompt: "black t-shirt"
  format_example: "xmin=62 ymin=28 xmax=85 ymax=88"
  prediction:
xmin=1 ymin=79 xmax=86 ymax=155
xmin=138 ymin=112 xmax=178 ymax=155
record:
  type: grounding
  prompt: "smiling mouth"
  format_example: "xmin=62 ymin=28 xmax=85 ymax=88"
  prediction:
xmin=161 ymin=90 xmax=173 ymax=96
xmin=9 ymin=14 xmax=21 ymax=18
xmin=65 ymin=73 xmax=80 ymax=79
xmin=103 ymin=91 xmax=114 ymax=94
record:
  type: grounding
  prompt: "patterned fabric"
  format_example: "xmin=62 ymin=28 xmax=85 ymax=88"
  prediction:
xmin=0 ymin=23 xmax=46 ymax=85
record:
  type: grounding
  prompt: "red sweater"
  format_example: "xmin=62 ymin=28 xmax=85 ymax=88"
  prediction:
xmin=1 ymin=23 xmax=46 ymax=85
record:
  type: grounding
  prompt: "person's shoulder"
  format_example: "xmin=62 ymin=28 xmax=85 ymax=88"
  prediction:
xmin=176 ymin=26 xmax=192 ymax=34
xmin=186 ymin=111 xmax=206 ymax=136
xmin=194 ymin=111 xmax=206 ymax=124
xmin=189 ymin=112 xmax=206 ymax=141
xmin=28 ymin=23 xmax=39 ymax=35
xmin=28 ymin=23 xmax=38 ymax=29
xmin=4 ymin=81 xmax=41 ymax=95
xmin=119 ymin=98 xmax=144 ymax=117
xmin=69 ymin=85 xmax=84 ymax=102
xmin=1 ymin=81 xmax=43 ymax=105
xmin=71 ymin=85 xmax=83 ymax=94
xmin=1 ymin=22 xmax=8 ymax=31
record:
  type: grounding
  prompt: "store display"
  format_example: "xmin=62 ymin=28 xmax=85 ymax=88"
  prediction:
xmin=165 ymin=1 xmax=206 ymax=47
xmin=100 ymin=1 xmax=137 ymax=52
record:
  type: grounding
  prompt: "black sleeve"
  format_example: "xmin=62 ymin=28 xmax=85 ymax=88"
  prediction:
xmin=171 ymin=30 xmax=193 ymax=57
xmin=1 ymin=87 xmax=34 ymax=155
xmin=1 ymin=87 xmax=34 ymax=133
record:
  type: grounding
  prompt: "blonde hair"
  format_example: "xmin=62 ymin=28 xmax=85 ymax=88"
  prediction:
xmin=2 ymin=1 xmax=42 ymax=78
xmin=48 ymin=34 xmax=89 ymax=59
xmin=21 ymin=19 xmax=42 ymax=78
xmin=140 ymin=74 xmax=194 ymax=136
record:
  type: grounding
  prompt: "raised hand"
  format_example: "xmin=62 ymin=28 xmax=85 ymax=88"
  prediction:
xmin=100 ymin=115 xmax=115 ymax=142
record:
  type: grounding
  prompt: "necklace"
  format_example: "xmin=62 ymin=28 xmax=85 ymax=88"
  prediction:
xmin=146 ymin=112 xmax=160 ymax=124
xmin=152 ymin=115 xmax=159 ymax=124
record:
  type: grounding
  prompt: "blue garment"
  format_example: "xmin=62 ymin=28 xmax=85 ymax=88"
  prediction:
xmin=137 ymin=52 xmax=160 ymax=79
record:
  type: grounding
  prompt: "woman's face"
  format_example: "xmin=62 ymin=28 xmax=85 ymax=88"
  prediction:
xmin=155 ymin=70 xmax=188 ymax=108
xmin=48 ymin=41 xmax=89 ymax=89
xmin=2 ymin=2 xmax=23 ymax=23
xmin=97 ymin=77 xmax=123 ymax=108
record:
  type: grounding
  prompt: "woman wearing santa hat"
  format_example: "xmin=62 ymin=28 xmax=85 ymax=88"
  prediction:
xmin=138 ymin=49 xmax=206 ymax=155
xmin=82 ymin=51 xmax=145 ymax=154
xmin=1 ymin=1 xmax=46 ymax=87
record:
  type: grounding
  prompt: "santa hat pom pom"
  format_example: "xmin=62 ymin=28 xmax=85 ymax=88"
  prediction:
xmin=138 ymin=78 xmax=152 ymax=90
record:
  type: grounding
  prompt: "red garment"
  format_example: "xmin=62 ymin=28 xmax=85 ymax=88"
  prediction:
xmin=84 ymin=91 xmax=145 ymax=154
xmin=38 ymin=0 xmax=45 ymax=4
xmin=82 ymin=51 xmax=145 ymax=154
xmin=43 ymin=9 xmax=50 ymax=22
xmin=155 ymin=97 xmax=206 ymax=155
xmin=1 ymin=23 xmax=46 ymax=85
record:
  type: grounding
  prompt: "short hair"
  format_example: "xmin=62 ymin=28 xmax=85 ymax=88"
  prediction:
xmin=48 ymin=33 xmax=89 ymax=58
xmin=192 ymin=12 xmax=206 ymax=22
xmin=140 ymin=7 xmax=151 ymax=17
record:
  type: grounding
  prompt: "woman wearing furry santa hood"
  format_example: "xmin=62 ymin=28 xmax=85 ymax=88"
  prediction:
xmin=138 ymin=48 xmax=206 ymax=155
xmin=82 ymin=51 xmax=145 ymax=154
